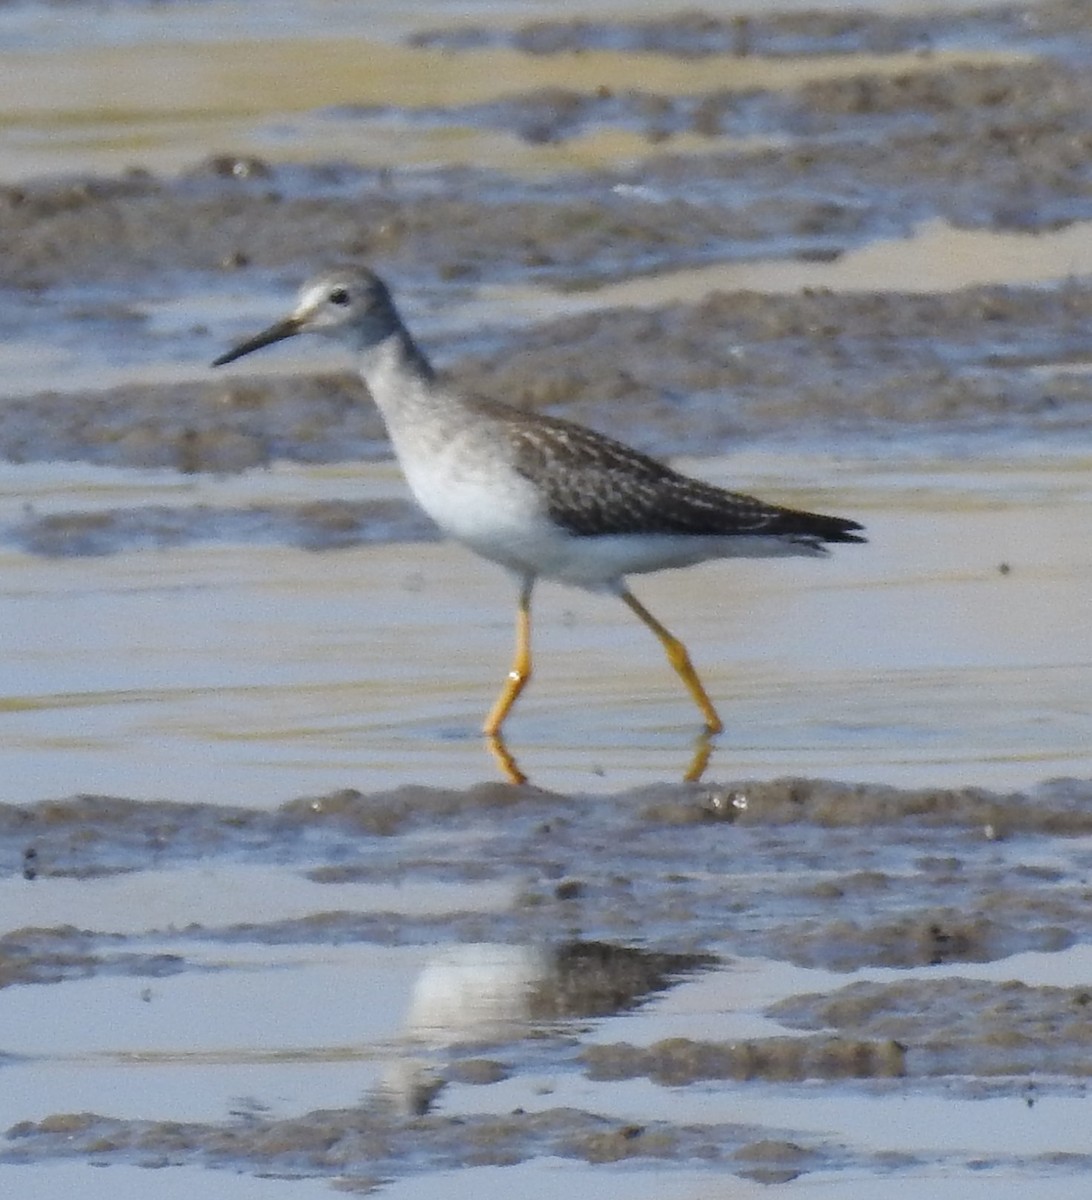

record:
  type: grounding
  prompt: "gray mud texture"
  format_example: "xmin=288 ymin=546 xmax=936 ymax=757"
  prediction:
xmin=3 ymin=5 xmax=1092 ymax=486
xmin=4 ymin=775 xmax=1092 ymax=1185
xmin=6 ymin=282 xmax=1092 ymax=487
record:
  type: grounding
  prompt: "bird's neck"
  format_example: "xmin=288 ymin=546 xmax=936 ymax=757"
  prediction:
xmin=356 ymin=329 xmax=441 ymax=420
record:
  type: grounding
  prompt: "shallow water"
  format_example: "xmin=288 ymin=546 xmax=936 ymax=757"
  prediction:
xmin=0 ymin=0 xmax=1034 ymax=184
xmin=4 ymin=916 xmax=1092 ymax=1190
xmin=3 ymin=448 xmax=1087 ymax=802
xmin=478 ymin=217 xmax=1092 ymax=321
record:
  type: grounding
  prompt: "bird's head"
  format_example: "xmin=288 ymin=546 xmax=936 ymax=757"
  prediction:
xmin=212 ymin=266 xmax=399 ymax=366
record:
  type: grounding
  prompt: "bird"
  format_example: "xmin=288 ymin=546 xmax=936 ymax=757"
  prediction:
xmin=212 ymin=265 xmax=865 ymax=767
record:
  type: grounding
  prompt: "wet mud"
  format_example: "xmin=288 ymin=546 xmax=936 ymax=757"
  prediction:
xmin=3 ymin=1 xmax=1092 ymax=1196
xmin=5 ymin=280 xmax=1092 ymax=492
xmin=4 ymin=1105 xmax=841 ymax=1183
xmin=770 ymin=976 xmax=1092 ymax=1075
xmin=6 ymin=775 xmax=1092 ymax=972
xmin=3 ymin=38 xmax=1092 ymax=494
xmin=405 ymin=6 xmax=1045 ymax=58
xmin=8 ymin=496 xmax=432 ymax=556
xmin=5 ymin=774 xmax=1092 ymax=1186
xmin=5 ymin=53 xmax=1092 ymax=292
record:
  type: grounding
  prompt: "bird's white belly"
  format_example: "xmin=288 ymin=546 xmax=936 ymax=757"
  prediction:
xmin=402 ymin=454 xmax=559 ymax=571
xmin=397 ymin=438 xmax=823 ymax=587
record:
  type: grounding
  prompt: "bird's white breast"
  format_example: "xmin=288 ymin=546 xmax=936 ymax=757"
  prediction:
xmin=395 ymin=429 xmax=562 ymax=573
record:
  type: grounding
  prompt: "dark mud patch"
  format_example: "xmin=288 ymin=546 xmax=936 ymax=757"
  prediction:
xmin=0 ymin=371 xmax=383 ymax=470
xmin=2 ymin=1104 xmax=838 ymax=1181
xmin=0 ymin=925 xmax=185 ymax=989
xmin=6 ymin=777 xmax=1092 ymax=969
xmin=771 ymin=977 xmax=1092 ymax=1076
xmin=406 ymin=5 xmax=1042 ymax=58
xmin=584 ymin=972 xmax=1092 ymax=1082
xmin=5 ymin=279 xmax=1092 ymax=480
xmin=8 ymin=497 xmax=432 ymax=556
xmin=583 ymin=1034 xmax=907 ymax=1084
xmin=761 ymin=906 xmax=1079 ymax=972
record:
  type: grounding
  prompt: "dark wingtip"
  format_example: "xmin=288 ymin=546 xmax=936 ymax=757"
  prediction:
xmin=781 ymin=510 xmax=866 ymax=545
xmin=824 ymin=517 xmax=867 ymax=544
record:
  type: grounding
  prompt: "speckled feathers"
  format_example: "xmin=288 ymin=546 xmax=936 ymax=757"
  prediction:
xmin=469 ymin=397 xmax=864 ymax=547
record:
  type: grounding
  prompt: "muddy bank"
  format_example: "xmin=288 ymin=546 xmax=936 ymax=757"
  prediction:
xmin=5 ymin=767 xmax=1092 ymax=1186
xmin=3 ymin=279 xmax=1091 ymax=489
xmin=583 ymin=1033 xmax=908 ymax=1083
xmin=0 ymin=369 xmax=378 ymax=473
xmin=5 ymin=49 xmax=1092 ymax=293
xmin=5 ymin=776 xmax=1092 ymax=972
xmin=407 ymin=3 xmax=1084 ymax=58
xmin=771 ymin=976 xmax=1092 ymax=1074
xmin=6 ymin=496 xmax=433 ymax=556
xmin=4 ymin=1104 xmax=842 ymax=1183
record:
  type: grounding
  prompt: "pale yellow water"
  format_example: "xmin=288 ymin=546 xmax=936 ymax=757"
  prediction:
xmin=3 ymin=451 xmax=1087 ymax=803
xmin=0 ymin=1 xmax=1024 ymax=180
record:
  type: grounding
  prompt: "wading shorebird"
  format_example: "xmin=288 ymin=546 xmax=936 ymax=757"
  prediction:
xmin=213 ymin=267 xmax=865 ymax=779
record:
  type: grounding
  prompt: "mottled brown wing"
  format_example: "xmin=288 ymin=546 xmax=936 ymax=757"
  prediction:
xmin=498 ymin=409 xmax=864 ymax=543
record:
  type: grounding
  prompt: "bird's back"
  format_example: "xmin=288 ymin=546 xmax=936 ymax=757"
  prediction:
xmin=465 ymin=397 xmax=865 ymax=549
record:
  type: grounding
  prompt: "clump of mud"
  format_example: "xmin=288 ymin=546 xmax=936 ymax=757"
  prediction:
xmin=2 ymin=1104 xmax=831 ymax=1181
xmin=4 ymin=280 xmax=1091 ymax=495
xmin=406 ymin=5 xmax=1059 ymax=57
xmin=0 ymin=925 xmax=184 ymax=989
xmin=5 ymin=776 xmax=1092 ymax=973
xmin=10 ymin=497 xmax=431 ymax=557
xmin=771 ymin=976 xmax=1092 ymax=1076
xmin=583 ymin=1034 xmax=907 ymax=1083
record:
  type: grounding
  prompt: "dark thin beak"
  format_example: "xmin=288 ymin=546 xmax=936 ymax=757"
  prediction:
xmin=211 ymin=316 xmax=304 ymax=367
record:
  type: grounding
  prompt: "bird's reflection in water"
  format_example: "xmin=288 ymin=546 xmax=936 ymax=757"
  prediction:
xmin=372 ymin=941 xmax=714 ymax=1117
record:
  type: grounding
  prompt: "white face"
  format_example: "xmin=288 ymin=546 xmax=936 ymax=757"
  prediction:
xmin=291 ymin=270 xmax=396 ymax=348
xmin=213 ymin=266 xmax=394 ymax=367
xmin=294 ymin=276 xmax=364 ymax=332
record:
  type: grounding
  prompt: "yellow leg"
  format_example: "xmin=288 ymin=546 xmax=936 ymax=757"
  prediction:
xmin=482 ymin=578 xmax=534 ymax=737
xmin=620 ymin=588 xmax=723 ymax=734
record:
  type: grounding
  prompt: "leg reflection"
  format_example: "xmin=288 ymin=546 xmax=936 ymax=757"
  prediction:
xmin=486 ymin=729 xmax=717 ymax=786
xmin=486 ymin=732 xmax=529 ymax=786
xmin=683 ymin=729 xmax=717 ymax=783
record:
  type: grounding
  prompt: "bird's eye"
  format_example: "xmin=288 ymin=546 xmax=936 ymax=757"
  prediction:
xmin=328 ymin=287 xmax=351 ymax=306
